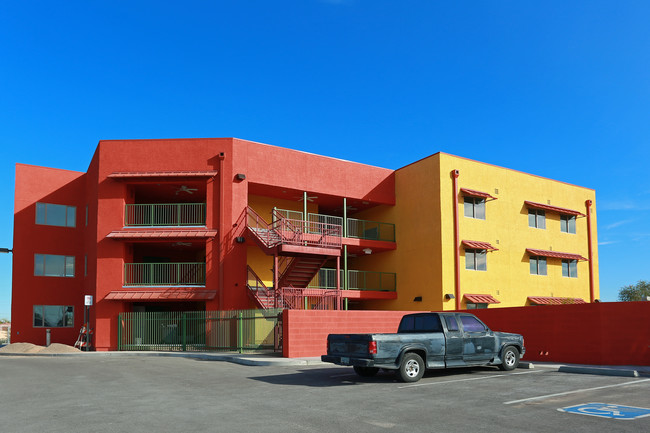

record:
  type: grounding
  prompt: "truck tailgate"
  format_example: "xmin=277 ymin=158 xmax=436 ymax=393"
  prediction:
xmin=328 ymin=334 xmax=374 ymax=357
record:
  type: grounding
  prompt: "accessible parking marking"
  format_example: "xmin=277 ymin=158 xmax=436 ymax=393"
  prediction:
xmin=503 ymin=378 xmax=650 ymax=405
xmin=558 ymin=403 xmax=650 ymax=420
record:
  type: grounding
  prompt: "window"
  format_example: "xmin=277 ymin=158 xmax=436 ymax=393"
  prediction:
xmin=464 ymin=197 xmax=486 ymax=219
xmin=34 ymin=254 xmax=75 ymax=277
xmin=530 ymin=256 xmax=547 ymax=275
xmin=33 ymin=305 xmax=74 ymax=327
xmin=85 ymin=205 xmax=89 ymax=227
xmin=528 ymin=209 xmax=545 ymax=229
xmin=398 ymin=314 xmax=443 ymax=333
xmin=460 ymin=315 xmax=487 ymax=332
xmin=465 ymin=249 xmax=487 ymax=271
xmin=561 ymin=215 xmax=576 ymax=234
xmin=444 ymin=316 xmax=459 ymax=331
xmin=466 ymin=303 xmax=488 ymax=309
xmin=562 ymin=259 xmax=578 ymax=278
xmin=36 ymin=203 xmax=76 ymax=227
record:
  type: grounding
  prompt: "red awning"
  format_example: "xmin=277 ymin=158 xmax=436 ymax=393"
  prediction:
xmin=460 ymin=188 xmax=496 ymax=200
xmin=105 ymin=289 xmax=216 ymax=301
xmin=107 ymin=229 xmax=217 ymax=239
xmin=524 ymin=201 xmax=585 ymax=217
xmin=462 ymin=240 xmax=499 ymax=251
xmin=526 ymin=248 xmax=587 ymax=261
xmin=464 ymin=294 xmax=500 ymax=304
xmin=108 ymin=171 xmax=218 ymax=179
xmin=527 ymin=296 xmax=587 ymax=305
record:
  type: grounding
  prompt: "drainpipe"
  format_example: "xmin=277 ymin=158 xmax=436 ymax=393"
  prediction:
xmin=585 ymin=200 xmax=595 ymax=303
xmin=218 ymin=152 xmax=226 ymax=309
xmin=451 ymin=170 xmax=461 ymax=310
xmin=343 ymin=198 xmax=348 ymax=310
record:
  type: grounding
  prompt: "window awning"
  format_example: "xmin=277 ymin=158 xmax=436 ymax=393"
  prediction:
xmin=462 ymin=240 xmax=499 ymax=251
xmin=527 ymin=296 xmax=587 ymax=305
xmin=107 ymin=229 xmax=217 ymax=239
xmin=526 ymin=248 xmax=587 ymax=261
xmin=105 ymin=289 xmax=216 ymax=301
xmin=464 ymin=294 xmax=500 ymax=304
xmin=108 ymin=170 xmax=218 ymax=179
xmin=460 ymin=188 xmax=497 ymax=200
xmin=524 ymin=201 xmax=585 ymax=217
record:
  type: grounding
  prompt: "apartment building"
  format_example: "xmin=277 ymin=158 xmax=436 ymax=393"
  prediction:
xmin=11 ymin=138 xmax=598 ymax=350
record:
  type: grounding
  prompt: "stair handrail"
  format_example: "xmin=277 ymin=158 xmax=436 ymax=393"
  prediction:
xmin=247 ymin=265 xmax=271 ymax=298
xmin=246 ymin=206 xmax=282 ymax=248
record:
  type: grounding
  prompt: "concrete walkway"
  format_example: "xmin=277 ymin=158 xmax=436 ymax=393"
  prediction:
xmin=2 ymin=349 xmax=648 ymax=376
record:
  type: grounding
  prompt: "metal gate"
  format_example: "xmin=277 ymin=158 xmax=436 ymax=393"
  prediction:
xmin=117 ymin=309 xmax=283 ymax=352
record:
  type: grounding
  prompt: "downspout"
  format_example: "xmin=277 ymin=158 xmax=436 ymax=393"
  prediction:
xmin=451 ymin=170 xmax=461 ymax=310
xmin=218 ymin=152 xmax=226 ymax=309
xmin=585 ymin=200 xmax=595 ymax=302
xmin=343 ymin=197 xmax=348 ymax=310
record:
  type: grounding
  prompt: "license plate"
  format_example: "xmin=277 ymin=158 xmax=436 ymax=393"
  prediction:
xmin=340 ymin=357 xmax=350 ymax=364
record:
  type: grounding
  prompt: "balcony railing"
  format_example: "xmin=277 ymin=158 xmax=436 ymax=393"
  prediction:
xmin=347 ymin=218 xmax=395 ymax=242
xmin=308 ymin=268 xmax=396 ymax=291
xmin=125 ymin=203 xmax=206 ymax=227
xmin=124 ymin=263 xmax=206 ymax=286
xmin=274 ymin=208 xmax=395 ymax=242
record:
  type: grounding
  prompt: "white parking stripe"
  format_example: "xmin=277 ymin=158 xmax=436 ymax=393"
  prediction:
xmin=503 ymin=378 xmax=650 ymax=405
xmin=398 ymin=370 xmax=545 ymax=389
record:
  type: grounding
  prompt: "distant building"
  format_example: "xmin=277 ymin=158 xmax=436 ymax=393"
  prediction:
xmin=11 ymin=138 xmax=599 ymax=350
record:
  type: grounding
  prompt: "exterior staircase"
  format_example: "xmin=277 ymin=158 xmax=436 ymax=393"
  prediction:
xmin=278 ymin=256 xmax=329 ymax=289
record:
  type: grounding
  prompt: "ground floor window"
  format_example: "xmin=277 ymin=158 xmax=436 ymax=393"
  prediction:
xmin=33 ymin=305 xmax=74 ymax=328
xmin=466 ymin=303 xmax=488 ymax=309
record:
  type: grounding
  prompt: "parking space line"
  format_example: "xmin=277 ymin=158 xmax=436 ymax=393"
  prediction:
xmin=503 ymin=378 xmax=650 ymax=405
xmin=398 ymin=370 xmax=545 ymax=389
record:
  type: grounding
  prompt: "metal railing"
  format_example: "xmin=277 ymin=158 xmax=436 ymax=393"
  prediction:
xmin=347 ymin=218 xmax=395 ymax=242
xmin=117 ymin=309 xmax=283 ymax=352
xmin=279 ymin=288 xmax=339 ymax=310
xmin=125 ymin=203 xmax=206 ymax=226
xmin=274 ymin=208 xmax=395 ymax=242
xmin=124 ymin=263 xmax=206 ymax=286
xmin=308 ymin=268 xmax=397 ymax=291
xmin=247 ymin=266 xmax=276 ymax=309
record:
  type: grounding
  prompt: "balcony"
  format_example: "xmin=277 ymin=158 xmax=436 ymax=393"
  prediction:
xmin=125 ymin=203 xmax=206 ymax=227
xmin=308 ymin=268 xmax=396 ymax=292
xmin=275 ymin=209 xmax=395 ymax=242
xmin=124 ymin=263 xmax=206 ymax=287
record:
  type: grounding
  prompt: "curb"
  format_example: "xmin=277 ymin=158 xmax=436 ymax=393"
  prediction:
xmin=558 ymin=366 xmax=640 ymax=377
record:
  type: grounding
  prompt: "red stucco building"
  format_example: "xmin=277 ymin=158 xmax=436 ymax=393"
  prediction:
xmin=11 ymin=138 xmax=396 ymax=350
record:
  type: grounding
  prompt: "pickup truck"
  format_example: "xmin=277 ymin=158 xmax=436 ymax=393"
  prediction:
xmin=321 ymin=312 xmax=525 ymax=382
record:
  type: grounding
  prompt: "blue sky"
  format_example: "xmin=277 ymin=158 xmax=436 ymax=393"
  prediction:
xmin=1 ymin=1 xmax=649 ymax=318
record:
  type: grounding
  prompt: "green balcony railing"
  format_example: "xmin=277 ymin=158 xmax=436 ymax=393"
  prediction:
xmin=125 ymin=203 xmax=206 ymax=226
xmin=308 ymin=268 xmax=396 ymax=291
xmin=347 ymin=218 xmax=395 ymax=242
xmin=124 ymin=262 xmax=206 ymax=286
xmin=274 ymin=208 xmax=395 ymax=242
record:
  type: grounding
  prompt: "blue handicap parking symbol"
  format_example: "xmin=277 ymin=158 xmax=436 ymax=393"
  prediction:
xmin=559 ymin=403 xmax=650 ymax=420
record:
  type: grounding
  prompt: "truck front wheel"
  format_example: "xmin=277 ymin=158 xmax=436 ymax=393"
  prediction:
xmin=399 ymin=353 xmax=425 ymax=382
xmin=353 ymin=366 xmax=379 ymax=377
xmin=499 ymin=346 xmax=520 ymax=371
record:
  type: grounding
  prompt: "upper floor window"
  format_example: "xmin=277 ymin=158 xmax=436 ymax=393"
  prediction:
xmin=34 ymin=254 xmax=75 ymax=277
xmin=33 ymin=305 xmax=74 ymax=328
xmin=530 ymin=256 xmax=547 ymax=275
xmin=528 ymin=209 xmax=546 ymax=229
xmin=562 ymin=259 xmax=578 ymax=278
xmin=561 ymin=215 xmax=576 ymax=234
xmin=36 ymin=203 xmax=76 ymax=228
xmin=464 ymin=197 xmax=486 ymax=220
xmin=465 ymin=249 xmax=487 ymax=271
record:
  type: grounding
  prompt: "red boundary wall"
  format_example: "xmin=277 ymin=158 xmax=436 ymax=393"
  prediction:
xmin=283 ymin=302 xmax=650 ymax=366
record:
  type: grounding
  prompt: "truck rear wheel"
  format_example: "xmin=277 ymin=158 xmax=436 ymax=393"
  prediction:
xmin=399 ymin=353 xmax=425 ymax=382
xmin=353 ymin=366 xmax=379 ymax=377
xmin=499 ymin=346 xmax=520 ymax=371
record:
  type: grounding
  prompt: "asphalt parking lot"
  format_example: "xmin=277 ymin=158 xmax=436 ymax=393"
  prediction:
xmin=1 ymin=356 xmax=648 ymax=433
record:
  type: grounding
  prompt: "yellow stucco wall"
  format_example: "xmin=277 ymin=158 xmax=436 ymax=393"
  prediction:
xmin=438 ymin=153 xmax=599 ymax=309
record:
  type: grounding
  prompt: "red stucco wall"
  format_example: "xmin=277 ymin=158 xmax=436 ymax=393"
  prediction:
xmin=283 ymin=302 xmax=650 ymax=366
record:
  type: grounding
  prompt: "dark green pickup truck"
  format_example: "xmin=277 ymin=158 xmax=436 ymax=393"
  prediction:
xmin=321 ymin=312 xmax=525 ymax=382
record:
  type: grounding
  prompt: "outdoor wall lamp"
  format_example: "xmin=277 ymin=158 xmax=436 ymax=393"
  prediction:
xmin=235 ymin=236 xmax=246 ymax=244
xmin=445 ymin=293 xmax=455 ymax=300
xmin=0 ymin=248 xmax=12 ymax=253
xmin=413 ymin=296 xmax=422 ymax=302
xmin=235 ymin=173 xmax=246 ymax=181
xmin=363 ymin=248 xmax=372 ymax=255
